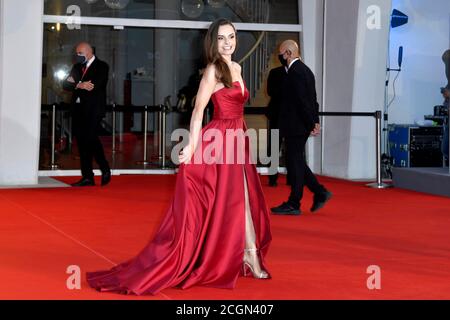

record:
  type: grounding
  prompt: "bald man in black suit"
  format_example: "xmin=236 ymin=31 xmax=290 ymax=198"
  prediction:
xmin=271 ymin=40 xmax=331 ymax=215
xmin=63 ymin=42 xmax=111 ymax=187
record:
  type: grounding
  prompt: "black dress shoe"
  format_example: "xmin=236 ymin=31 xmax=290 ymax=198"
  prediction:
xmin=71 ymin=178 xmax=95 ymax=187
xmin=311 ymin=191 xmax=332 ymax=212
xmin=101 ymin=170 xmax=111 ymax=186
xmin=271 ymin=202 xmax=301 ymax=215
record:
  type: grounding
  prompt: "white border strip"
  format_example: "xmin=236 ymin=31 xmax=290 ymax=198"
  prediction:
xmin=43 ymin=15 xmax=302 ymax=32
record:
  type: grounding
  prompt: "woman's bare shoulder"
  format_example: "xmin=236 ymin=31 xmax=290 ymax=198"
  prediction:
xmin=231 ymin=61 xmax=242 ymax=72
xmin=203 ymin=64 xmax=218 ymax=82
xmin=204 ymin=63 xmax=217 ymax=75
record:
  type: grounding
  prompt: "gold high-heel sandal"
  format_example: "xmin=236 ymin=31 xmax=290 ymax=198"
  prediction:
xmin=243 ymin=248 xmax=269 ymax=279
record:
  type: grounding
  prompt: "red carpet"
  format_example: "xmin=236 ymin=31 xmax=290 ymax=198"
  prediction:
xmin=0 ymin=174 xmax=449 ymax=300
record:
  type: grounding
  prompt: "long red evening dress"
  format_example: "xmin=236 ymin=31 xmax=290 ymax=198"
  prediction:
xmin=86 ymin=80 xmax=272 ymax=295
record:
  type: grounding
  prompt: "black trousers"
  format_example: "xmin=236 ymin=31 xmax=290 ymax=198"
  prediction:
xmin=267 ymin=120 xmax=282 ymax=184
xmin=73 ymin=113 xmax=110 ymax=180
xmin=285 ymin=135 xmax=326 ymax=208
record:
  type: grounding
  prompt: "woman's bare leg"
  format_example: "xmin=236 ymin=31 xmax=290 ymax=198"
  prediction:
xmin=243 ymin=168 xmax=268 ymax=278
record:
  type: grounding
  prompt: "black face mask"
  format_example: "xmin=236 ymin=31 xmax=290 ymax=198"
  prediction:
xmin=75 ymin=54 xmax=87 ymax=64
xmin=278 ymin=54 xmax=288 ymax=67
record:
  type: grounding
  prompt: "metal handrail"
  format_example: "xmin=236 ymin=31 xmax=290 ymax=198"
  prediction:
xmin=317 ymin=110 xmax=391 ymax=189
xmin=41 ymin=104 xmax=388 ymax=188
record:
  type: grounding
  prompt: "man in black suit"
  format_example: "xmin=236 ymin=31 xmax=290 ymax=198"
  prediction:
xmin=271 ymin=40 xmax=331 ymax=215
xmin=63 ymin=42 xmax=111 ymax=187
xmin=266 ymin=65 xmax=286 ymax=186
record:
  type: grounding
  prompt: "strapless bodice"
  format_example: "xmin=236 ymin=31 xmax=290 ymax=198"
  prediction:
xmin=211 ymin=81 xmax=249 ymax=120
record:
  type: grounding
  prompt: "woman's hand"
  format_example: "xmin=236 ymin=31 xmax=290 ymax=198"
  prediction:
xmin=310 ymin=123 xmax=321 ymax=136
xmin=179 ymin=144 xmax=194 ymax=164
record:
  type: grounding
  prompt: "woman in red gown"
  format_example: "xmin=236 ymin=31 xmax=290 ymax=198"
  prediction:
xmin=86 ymin=18 xmax=272 ymax=295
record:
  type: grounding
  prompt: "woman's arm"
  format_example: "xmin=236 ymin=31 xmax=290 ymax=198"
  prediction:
xmin=179 ymin=64 xmax=217 ymax=164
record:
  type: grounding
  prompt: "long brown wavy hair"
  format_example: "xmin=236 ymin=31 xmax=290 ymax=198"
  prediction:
xmin=204 ymin=18 xmax=237 ymax=88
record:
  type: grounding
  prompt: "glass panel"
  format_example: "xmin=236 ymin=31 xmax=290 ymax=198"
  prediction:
xmin=44 ymin=0 xmax=299 ymax=24
xmin=40 ymin=22 xmax=298 ymax=170
xmin=388 ymin=0 xmax=449 ymax=169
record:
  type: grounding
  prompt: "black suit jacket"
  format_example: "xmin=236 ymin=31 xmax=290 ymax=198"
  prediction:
xmin=63 ymin=57 xmax=109 ymax=118
xmin=266 ymin=66 xmax=287 ymax=127
xmin=278 ymin=59 xmax=319 ymax=137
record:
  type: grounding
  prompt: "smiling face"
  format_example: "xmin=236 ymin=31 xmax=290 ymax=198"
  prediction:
xmin=217 ymin=24 xmax=236 ymax=57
